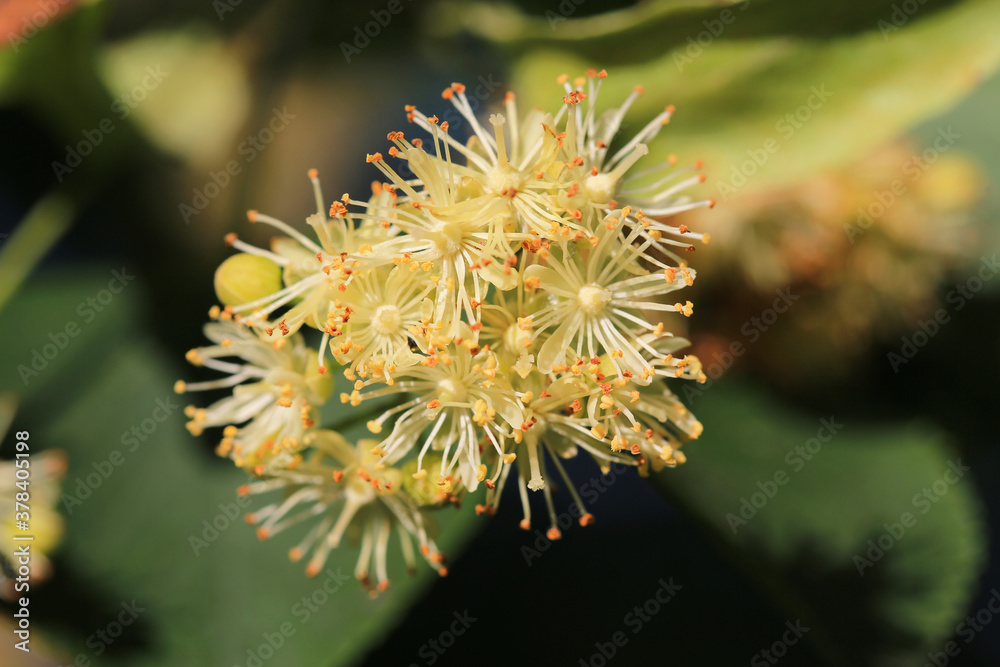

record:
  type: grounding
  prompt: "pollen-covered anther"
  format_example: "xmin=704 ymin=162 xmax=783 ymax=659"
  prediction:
xmin=673 ymin=301 xmax=695 ymax=317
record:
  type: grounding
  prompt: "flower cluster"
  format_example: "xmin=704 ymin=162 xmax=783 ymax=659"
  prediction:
xmin=179 ymin=70 xmax=711 ymax=592
xmin=0 ymin=400 xmax=65 ymax=599
xmin=674 ymin=138 xmax=985 ymax=384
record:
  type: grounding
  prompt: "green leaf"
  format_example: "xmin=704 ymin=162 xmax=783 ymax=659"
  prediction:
xmin=654 ymin=382 xmax=985 ymax=666
xmin=429 ymin=0 xmax=756 ymax=45
xmin=0 ymin=269 xmax=141 ymax=407
xmin=490 ymin=0 xmax=1000 ymax=194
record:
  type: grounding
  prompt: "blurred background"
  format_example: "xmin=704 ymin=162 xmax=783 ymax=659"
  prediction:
xmin=0 ymin=0 xmax=998 ymax=665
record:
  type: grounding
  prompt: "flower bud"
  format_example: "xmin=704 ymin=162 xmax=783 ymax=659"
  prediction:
xmin=214 ymin=253 xmax=283 ymax=307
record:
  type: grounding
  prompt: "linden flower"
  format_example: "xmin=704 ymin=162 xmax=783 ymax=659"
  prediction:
xmin=0 ymin=397 xmax=66 ymax=598
xmin=0 ymin=445 xmax=65 ymax=600
xmin=479 ymin=374 xmax=633 ymax=539
xmin=241 ymin=430 xmax=448 ymax=593
xmin=218 ymin=171 xmax=394 ymax=348
xmin=524 ymin=208 xmax=697 ymax=378
xmin=542 ymin=71 xmax=713 ymax=265
xmin=477 ymin=253 xmax=544 ymax=368
xmin=588 ymin=377 xmax=703 ymax=474
xmin=327 ymin=265 xmax=434 ymax=374
xmin=0 ymin=451 xmax=66 ymax=597
xmin=397 ymin=73 xmax=712 ymax=241
xmin=181 ymin=69 xmax=714 ymax=588
xmin=350 ymin=333 xmax=525 ymax=493
xmin=357 ymin=151 xmax=528 ymax=331
xmin=389 ymin=83 xmax=566 ymax=237
xmin=177 ymin=320 xmax=332 ymax=473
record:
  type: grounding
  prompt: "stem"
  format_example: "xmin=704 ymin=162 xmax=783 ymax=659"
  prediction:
xmin=0 ymin=194 xmax=74 ymax=314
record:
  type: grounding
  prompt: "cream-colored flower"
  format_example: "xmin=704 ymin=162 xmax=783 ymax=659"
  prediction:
xmin=327 ymin=265 xmax=433 ymax=374
xmin=0 ymin=397 xmax=65 ymax=599
xmin=525 ymin=209 xmax=696 ymax=379
xmin=183 ymin=71 xmax=714 ymax=587
xmin=242 ymin=430 xmax=447 ymax=593
xmin=177 ymin=320 xmax=331 ymax=473
xmin=350 ymin=332 xmax=525 ymax=493
xmin=479 ymin=373 xmax=633 ymax=539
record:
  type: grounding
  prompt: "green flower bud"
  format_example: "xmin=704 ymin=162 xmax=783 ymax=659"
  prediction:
xmin=214 ymin=253 xmax=283 ymax=307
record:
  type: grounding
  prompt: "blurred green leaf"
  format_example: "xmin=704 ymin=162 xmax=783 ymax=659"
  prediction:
xmin=655 ymin=382 xmax=985 ymax=666
xmin=430 ymin=0 xmax=755 ymax=45
xmin=485 ymin=0 xmax=1000 ymax=194
xmin=11 ymin=272 xmax=479 ymax=666
xmin=0 ymin=269 xmax=140 ymax=407
xmin=0 ymin=194 xmax=73 ymax=313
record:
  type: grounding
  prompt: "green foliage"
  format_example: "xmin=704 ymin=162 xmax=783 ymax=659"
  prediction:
xmin=657 ymin=382 xmax=985 ymax=666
